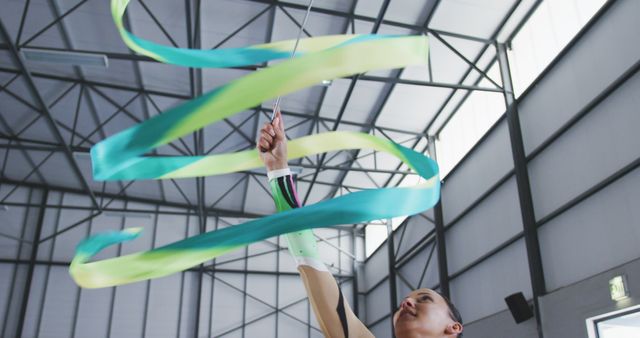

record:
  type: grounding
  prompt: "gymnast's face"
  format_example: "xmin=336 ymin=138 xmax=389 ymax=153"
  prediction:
xmin=393 ymin=288 xmax=463 ymax=338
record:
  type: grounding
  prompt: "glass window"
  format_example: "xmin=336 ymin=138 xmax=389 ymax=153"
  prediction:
xmin=595 ymin=307 xmax=640 ymax=338
xmin=508 ymin=0 xmax=608 ymax=96
xmin=435 ymin=86 xmax=505 ymax=178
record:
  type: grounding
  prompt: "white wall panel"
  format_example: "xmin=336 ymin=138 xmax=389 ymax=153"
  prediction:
xmin=316 ymin=227 xmax=342 ymax=270
xmin=0 ymin=188 xmax=41 ymax=263
xmin=178 ymin=272 xmax=199 ymax=338
xmin=244 ymin=313 xmax=276 ymax=337
xmin=446 ymin=177 xmax=523 ymax=273
xmin=311 ymin=328 xmax=325 ymax=338
xmin=339 ymin=233 xmax=354 ymax=275
xmin=281 ymin=297 xmax=309 ymax=330
xmin=146 ymin=273 xmax=182 ymax=337
xmin=277 ymin=313 xmax=307 ymax=338
xmin=155 ymin=213 xmax=189 ymax=247
xmin=278 ymin=275 xmax=307 ymax=307
xmin=528 ymin=71 xmax=640 ymax=219
xmin=246 ymin=274 xmax=276 ymax=311
xmin=441 ymin=119 xmax=514 ymax=224
xmin=450 ymin=239 xmax=532 ymax=323
xmin=363 ymin=242 xmax=389 ymax=289
xmin=519 ymin=0 xmax=640 ymax=154
xmin=2 ymin=264 xmax=27 ymax=337
xmin=394 ymin=214 xmax=434 ymax=259
xmin=341 ymin=280 xmax=355 ymax=310
xmin=246 ymin=241 xmax=278 ymax=271
xmin=540 ymin=257 xmax=640 ymax=338
xmin=74 ymin=285 xmax=112 ymax=338
xmin=0 ymin=263 xmax=15 ymax=336
xmin=37 ymin=266 xmax=77 ymax=338
xmin=50 ymin=195 xmax=98 ymax=262
xmin=463 ymin=307 xmax=538 ymax=338
xmin=278 ymin=244 xmax=300 ymax=273
xmin=539 ymin=167 xmax=640 ymax=291
xmin=397 ymin=242 xmax=439 ymax=290
xmin=396 ymin=275 xmax=412 ymax=306
xmin=120 ymin=203 xmax=156 ymax=254
xmin=36 ymin=192 xmax=63 ymax=261
xmin=365 ymin=280 xmax=391 ymax=324
xmin=240 ymin=297 xmax=275 ymax=333
xmin=211 ymin=273 xmax=245 ymax=336
xmin=198 ymin=276 xmax=213 ymax=337
xmin=0 ymin=189 xmax=29 ymax=259
xmin=22 ymin=265 xmax=48 ymax=338
xmin=370 ymin=316 xmax=392 ymax=338
xmin=219 ymin=331 xmax=243 ymax=338
xmin=309 ymin=295 xmax=322 ymax=332
xmin=110 ymin=281 xmax=146 ymax=337
xmin=217 ymin=247 xmax=248 ymax=270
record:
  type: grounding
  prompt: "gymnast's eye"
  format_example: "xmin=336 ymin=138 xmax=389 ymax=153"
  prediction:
xmin=418 ymin=294 xmax=432 ymax=302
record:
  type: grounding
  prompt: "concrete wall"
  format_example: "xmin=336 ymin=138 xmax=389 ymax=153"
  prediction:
xmin=461 ymin=0 xmax=640 ymax=336
xmin=540 ymin=257 xmax=640 ymax=338
xmin=463 ymin=257 xmax=640 ymax=338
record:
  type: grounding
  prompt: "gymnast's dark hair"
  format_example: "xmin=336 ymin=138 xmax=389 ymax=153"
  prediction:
xmin=435 ymin=290 xmax=463 ymax=337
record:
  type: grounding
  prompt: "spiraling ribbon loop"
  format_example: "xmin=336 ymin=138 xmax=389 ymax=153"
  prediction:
xmin=70 ymin=0 xmax=439 ymax=288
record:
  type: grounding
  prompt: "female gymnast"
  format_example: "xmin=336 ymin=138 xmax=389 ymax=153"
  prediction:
xmin=257 ymin=110 xmax=463 ymax=338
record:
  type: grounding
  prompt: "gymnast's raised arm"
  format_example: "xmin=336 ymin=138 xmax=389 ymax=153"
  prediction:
xmin=257 ymin=110 xmax=374 ymax=338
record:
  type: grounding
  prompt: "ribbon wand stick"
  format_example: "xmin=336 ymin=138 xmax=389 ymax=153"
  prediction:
xmin=270 ymin=0 xmax=315 ymax=122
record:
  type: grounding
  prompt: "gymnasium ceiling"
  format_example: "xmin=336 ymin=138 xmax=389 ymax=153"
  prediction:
xmin=0 ymin=0 xmax=539 ymax=221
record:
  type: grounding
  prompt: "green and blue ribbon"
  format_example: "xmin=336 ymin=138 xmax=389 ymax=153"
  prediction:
xmin=70 ymin=0 xmax=440 ymax=288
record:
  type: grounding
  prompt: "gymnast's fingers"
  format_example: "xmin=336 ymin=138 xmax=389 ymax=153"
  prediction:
xmin=273 ymin=112 xmax=285 ymax=140
xmin=261 ymin=130 xmax=274 ymax=144
xmin=264 ymin=123 xmax=276 ymax=137
xmin=259 ymin=139 xmax=271 ymax=151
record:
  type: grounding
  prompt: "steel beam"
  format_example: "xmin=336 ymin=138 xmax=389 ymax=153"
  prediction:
xmin=15 ymin=0 xmax=31 ymax=46
xmin=351 ymin=228 xmax=360 ymax=317
xmin=417 ymin=241 xmax=437 ymax=288
xmin=428 ymin=136 xmax=449 ymax=298
xmin=184 ymin=0 xmax=206 ymax=335
xmin=19 ymin=0 xmax=89 ymax=47
xmin=243 ymin=0 xmax=491 ymax=43
xmin=1 ymin=189 xmax=32 ymax=338
xmin=0 ymin=66 xmax=192 ymax=100
xmin=385 ymin=219 xmax=398 ymax=337
xmin=359 ymin=74 xmax=504 ymax=92
xmin=0 ymin=16 xmax=100 ymax=210
xmin=0 ymin=175 xmax=257 ymax=218
xmin=497 ymin=42 xmax=545 ymax=338
xmin=14 ymin=190 xmax=48 ymax=338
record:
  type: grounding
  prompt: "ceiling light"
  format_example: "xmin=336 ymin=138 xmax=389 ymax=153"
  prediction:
xmin=21 ymin=48 xmax=108 ymax=67
xmin=609 ymin=275 xmax=629 ymax=301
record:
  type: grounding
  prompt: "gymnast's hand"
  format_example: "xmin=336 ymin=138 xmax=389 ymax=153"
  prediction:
xmin=257 ymin=109 xmax=288 ymax=171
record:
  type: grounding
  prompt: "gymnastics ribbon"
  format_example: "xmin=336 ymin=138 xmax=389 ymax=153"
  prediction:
xmin=69 ymin=0 xmax=440 ymax=288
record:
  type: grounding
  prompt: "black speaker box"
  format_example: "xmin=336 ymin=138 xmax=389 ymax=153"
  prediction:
xmin=504 ymin=292 xmax=534 ymax=323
